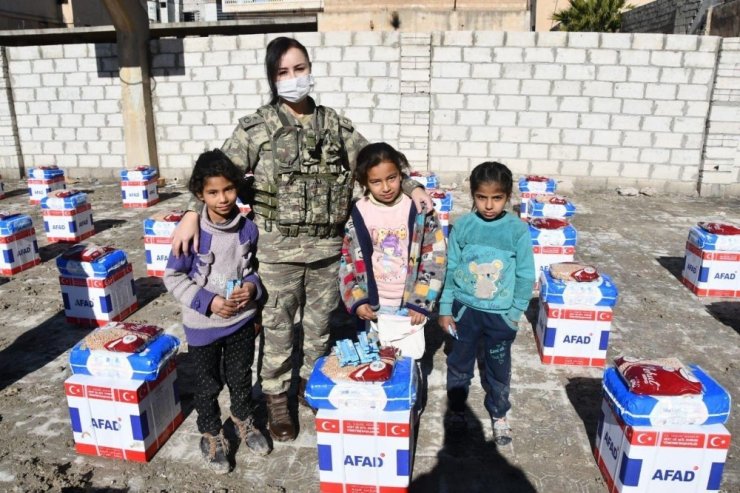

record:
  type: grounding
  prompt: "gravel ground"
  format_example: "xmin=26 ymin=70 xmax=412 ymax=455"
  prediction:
xmin=0 ymin=178 xmax=737 ymax=492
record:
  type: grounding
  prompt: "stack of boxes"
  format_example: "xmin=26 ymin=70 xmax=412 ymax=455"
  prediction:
xmin=57 ymin=244 xmax=138 ymax=327
xmin=28 ymin=166 xmax=66 ymax=204
xmin=0 ymin=213 xmax=40 ymax=276
xmin=143 ymin=211 xmax=183 ymax=277
xmin=65 ymin=322 xmax=183 ymax=462
xmin=528 ymin=218 xmax=578 ymax=291
xmin=120 ymin=167 xmax=159 ymax=208
xmin=682 ymin=223 xmax=740 ymax=298
xmin=430 ymin=190 xmax=453 ymax=238
xmin=306 ymin=355 xmax=418 ymax=492
xmin=41 ymin=189 xmax=95 ymax=243
xmin=518 ymin=175 xmax=556 ymax=221
xmin=535 ymin=267 xmax=618 ymax=367
xmin=594 ymin=364 xmax=731 ymax=492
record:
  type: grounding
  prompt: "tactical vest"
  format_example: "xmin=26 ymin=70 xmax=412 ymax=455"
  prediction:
xmin=250 ymin=104 xmax=352 ymax=237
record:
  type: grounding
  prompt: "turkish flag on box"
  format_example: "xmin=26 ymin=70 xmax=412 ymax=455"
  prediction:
xmin=316 ymin=407 xmax=414 ymax=493
xmin=65 ymin=358 xmax=183 ymax=462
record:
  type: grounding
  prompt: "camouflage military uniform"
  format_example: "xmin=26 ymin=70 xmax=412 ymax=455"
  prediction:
xmin=210 ymin=98 xmax=421 ymax=395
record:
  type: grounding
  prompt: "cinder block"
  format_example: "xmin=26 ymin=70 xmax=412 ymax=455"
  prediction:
xmin=503 ymin=63 xmax=533 ymax=79
xmin=645 ymin=83 xmax=677 ymax=100
xmin=534 ymin=64 xmax=565 ymax=80
xmin=671 ymin=149 xmax=701 ymax=165
xmin=31 ymin=59 xmax=54 ymax=74
xmin=486 ymin=110 xmax=517 ymax=126
xmin=552 ymin=80 xmax=582 ymax=96
xmin=698 ymin=36 xmax=721 ymax=52
xmin=549 ymin=113 xmax=579 ymax=128
xmin=580 ymin=113 xmax=610 ymax=130
xmin=642 ymin=116 xmax=672 ymax=132
xmin=674 ymin=116 xmax=706 ymax=133
xmin=520 ymin=144 xmax=548 ymax=159
xmin=592 ymin=130 xmax=620 ymax=146
xmin=493 ymin=47 xmax=524 ymax=63
xmin=8 ymin=46 xmax=40 ymax=61
xmin=555 ymin=48 xmax=586 ymax=64
xmin=462 ymin=47 xmax=492 ymax=63
xmin=650 ymin=50 xmax=682 ymax=67
xmin=471 ymin=64 xmax=501 ymax=78
xmin=601 ymin=33 xmax=632 ymax=49
xmin=620 ymin=162 xmax=650 ymax=177
xmin=40 ymin=45 xmax=64 ymax=58
xmin=505 ymin=32 xmax=536 ymax=47
xmin=501 ymin=127 xmax=530 ymax=142
xmin=650 ymin=164 xmax=681 ymax=180
xmin=562 ymin=129 xmax=591 ymax=145
xmin=465 ymin=96 xmax=494 ymax=112
xmin=489 ymin=142 xmax=519 ymax=158
xmin=632 ymin=34 xmax=665 ymax=50
xmin=497 ymin=95 xmax=527 ymax=111
xmin=677 ymin=84 xmax=710 ymax=100
xmin=622 ymin=132 xmax=651 ymax=149
xmin=443 ymin=31 xmax=473 ymax=46
xmin=588 ymin=49 xmax=617 ymax=65
xmin=518 ymin=112 xmax=548 ymax=127
xmin=524 ymin=48 xmax=554 ymax=63
xmin=536 ymin=32 xmax=567 ymax=48
xmin=560 ymin=96 xmax=590 ymax=112
xmin=474 ymin=31 xmax=505 ymax=47
xmin=565 ymin=65 xmax=595 ymax=80
xmin=528 ymin=95 xmax=558 ymax=111
xmin=620 ymin=50 xmax=650 ymax=66
xmin=568 ymin=32 xmax=600 ymax=48
xmin=490 ymin=79 xmax=520 ymax=94
xmin=684 ymin=52 xmax=717 ymax=68
xmin=611 ymin=115 xmax=641 ymax=131
xmin=583 ymin=81 xmax=613 ymax=98
xmin=429 ymin=140 xmax=458 ymax=156
xmin=219 ymin=66 xmax=244 ymax=80
xmin=596 ymin=65 xmax=627 ymax=82
xmin=521 ymin=80 xmax=551 ymax=96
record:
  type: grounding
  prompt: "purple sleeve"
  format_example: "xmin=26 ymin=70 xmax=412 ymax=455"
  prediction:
xmin=190 ymin=288 xmax=217 ymax=315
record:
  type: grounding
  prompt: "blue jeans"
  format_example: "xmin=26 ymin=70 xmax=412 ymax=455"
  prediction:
xmin=446 ymin=300 xmax=517 ymax=419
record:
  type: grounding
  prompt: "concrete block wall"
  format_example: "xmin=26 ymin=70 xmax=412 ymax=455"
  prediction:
xmin=428 ymin=31 xmax=721 ymax=192
xmin=0 ymin=30 xmax=737 ymax=194
xmin=621 ymin=0 xmax=703 ymax=35
xmin=6 ymin=43 xmax=124 ymax=178
xmin=149 ymin=31 xmax=401 ymax=177
xmin=700 ymin=37 xmax=740 ymax=195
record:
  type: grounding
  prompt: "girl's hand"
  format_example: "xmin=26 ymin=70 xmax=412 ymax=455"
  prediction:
xmin=170 ymin=211 xmax=200 ymax=257
xmin=356 ymin=304 xmax=377 ymax=321
xmin=410 ymin=187 xmax=434 ymax=213
xmin=438 ymin=315 xmax=456 ymax=336
xmin=210 ymin=295 xmax=240 ymax=318
xmin=229 ymin=282 xmax=256 ymax=307
xmin=409 ymin=310 xmax=426 ymax=326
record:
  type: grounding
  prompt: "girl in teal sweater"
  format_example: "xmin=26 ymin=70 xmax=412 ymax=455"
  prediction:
xmin=438 ymin=161 xmax=535 ymax=445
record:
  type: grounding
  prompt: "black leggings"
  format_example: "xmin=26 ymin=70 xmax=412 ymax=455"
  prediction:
xmin=189 ymin=322 xmax=256 ymax=435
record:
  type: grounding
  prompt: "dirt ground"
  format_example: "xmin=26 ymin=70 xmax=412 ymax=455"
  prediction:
xmin=0 ymin=178 xmax=738 ymax=493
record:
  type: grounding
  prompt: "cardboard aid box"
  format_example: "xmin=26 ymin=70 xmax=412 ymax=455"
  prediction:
xmin=0 ymin=213 xmax=40 ymax=275
xmin=236 ymin=197 xmax=252 ymax=216
xmin=41 ymin=189 xmax=95 ymax=243
xmin=535 ymin=269 xmax=618 ymax=367
xmin=527 ymin=195 xmax=576 ymax=220
xmin=316 ymin=408 xmax=414 ymax=493
xmin=306 ymin=356 xmax=418 ymax=492
xmin=65 ymin=357 xmax=183 ymax=462
xmin=518 ymin=175 xmax=556 ymax=220
xmin=529 ymin=218 xmax=577 ymax=290
xmin=120 ymin=167 xmax=159 ymax=208
xmin=682 ymin=224 xmax=740 ymax=298
xmin=143 ymin=211 xmax=183 ymax=277
xmin=27 ymin=166 xmax=66 ymax=204
xmin=57 ymin=244 xmax=138 ymax=327
xmin=409 ymin=171 xmax=439 ymax=189
xmin=594 ymin=397 xmax=730 ymax=493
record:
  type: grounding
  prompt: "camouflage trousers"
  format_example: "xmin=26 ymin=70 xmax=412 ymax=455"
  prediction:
xmin=259 ymin=256 xmax=340 ymax=395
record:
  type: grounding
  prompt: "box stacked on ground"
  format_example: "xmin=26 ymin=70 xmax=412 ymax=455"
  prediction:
xmin=28 ymin=166 xmax=66 ymax=204
xmin=528 ymin=218 xmax=577 ymax=290
xmin=143 ymin=211 xmax=183 ymax=277
xmin=410 ymin=172 xmax=439 ymax=190
xmin=0 ymin=213 xmax=40 ymax=275
xmin=595 ymin=364 xmax=732 ymax=492
xmin=535 ymin=268 xmax=618 ymax=367
xmin=429 ymin=190 xmax=453 ymax=237
xmin=682 ymin=223 xmax=740 ymax=298
xmin=518 ymin=175 xmax=556 ymax=220
xmin=307 ymin=355 xmax=417 ymax=492
xmin=41 ymin=189 xmax=95 ymax=243
xmin=527 ymin=195 xmax=576 ymax=220
xmin=120 ymin=167 xmax=159 ymax=208
xmin=57 ymin=244 xmax=138 ymax=327
xmin=65 ymin=355 xmax=183 ymax=462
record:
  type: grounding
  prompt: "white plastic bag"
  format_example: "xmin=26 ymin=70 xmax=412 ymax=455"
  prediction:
xmin=371 ymin=313 xmax=426 ymax=360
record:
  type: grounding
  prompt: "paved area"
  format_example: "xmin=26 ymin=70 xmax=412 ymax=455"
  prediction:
xmin=0 ymin=179 xmax=737 ymax=492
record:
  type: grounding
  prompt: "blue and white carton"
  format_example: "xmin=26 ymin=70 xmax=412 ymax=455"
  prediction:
xmin=57 ymin=244 xmax=138 ymax=327
xmin=28 ymin=166 xmax=66 ymax=204
xmin=120 ymin=167 xmax=159 ymax=208
xmin=0 ymin=212 xmax=40 ymax=275
xmin=682 ymin=223 xmax=740 ymax=298
xmin=527 ymin=195 xmax=576 ymax=220
xmin=143 ymin=211 xmax=183 ymax=277
xmin=41 ymin=189 xmax=95 ymax=243
xmin=308 ymin=355 xmax=417 ymax=492
xmin=595 ymin=392 xmax=731 ymax=492
xmin=518 ymin=175 xmax=556 ymax=220
xmin=529 ymin=218 xmax=577 ymax=290
xmin=65 ymin=357 xmax=183 ymax=462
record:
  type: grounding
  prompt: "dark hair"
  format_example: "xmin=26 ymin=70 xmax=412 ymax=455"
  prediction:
xmin=469 ymin=161 xmax=513 ymax=197
xmin=188 ymin=149 xmax=243 ymax=196
xmin=355 ymin=142 xmax=409 ymax=190
xmin=265 ymin=37 xmax=311 ymax=105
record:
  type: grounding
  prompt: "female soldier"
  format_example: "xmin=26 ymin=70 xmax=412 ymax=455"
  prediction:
xmin=171 ymin=37 xmax=431 ymax=442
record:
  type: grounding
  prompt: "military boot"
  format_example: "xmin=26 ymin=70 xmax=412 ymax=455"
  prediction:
xmin=265 ymin=392 xmax=295 ymax=442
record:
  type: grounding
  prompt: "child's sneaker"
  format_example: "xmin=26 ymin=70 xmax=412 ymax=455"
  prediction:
xmin=233 ymin=415 xmax=272 ymax=456
xmin=200 ymin=430 xmax=231 ymax=474
xmin=492 ymin=417 xmax=512 ymax=446
xmin=443 ymin=410 xmax=468 ymax=434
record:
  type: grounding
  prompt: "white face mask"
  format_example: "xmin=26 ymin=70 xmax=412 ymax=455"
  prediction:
xmin=275 ymin=74 xmax=314 ymax=103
